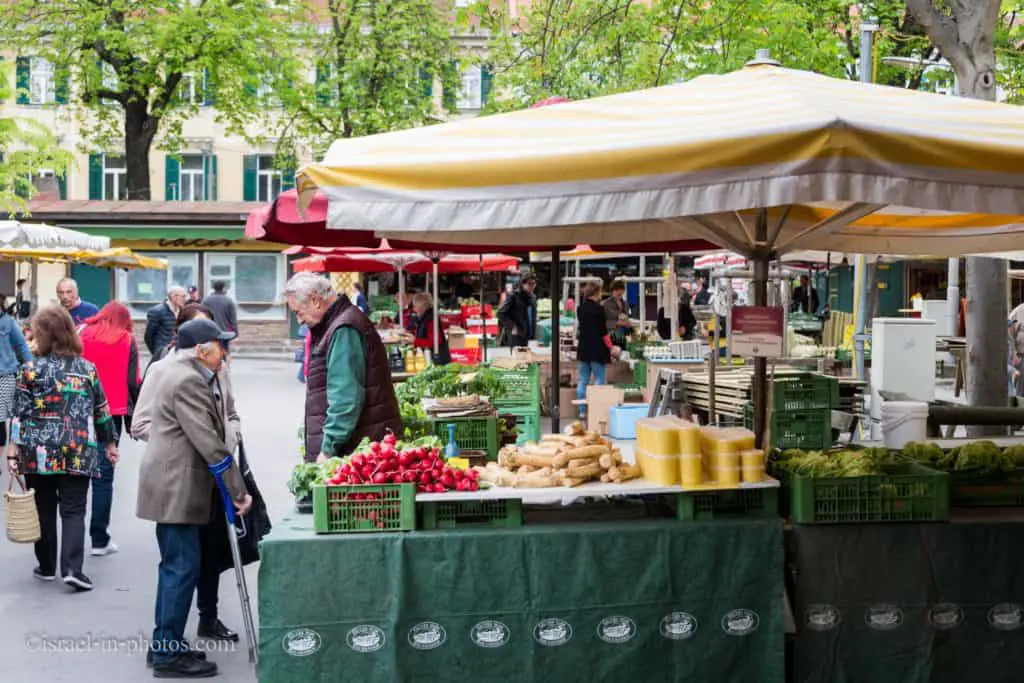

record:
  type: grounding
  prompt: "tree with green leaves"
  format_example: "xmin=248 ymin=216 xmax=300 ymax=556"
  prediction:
xmin=0 ymin=0 xmax=301 ymax=200
xmin=275 ymin=0 xmax=459 ymax=158
xmin=0 ymin=70 xmax=70 ymax=213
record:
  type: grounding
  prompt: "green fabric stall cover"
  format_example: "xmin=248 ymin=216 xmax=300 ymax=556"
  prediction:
xmin=258 ymin=518 xmax=784 ymax=683
xmin=790 ymin=520 xmax=1024 ymax=683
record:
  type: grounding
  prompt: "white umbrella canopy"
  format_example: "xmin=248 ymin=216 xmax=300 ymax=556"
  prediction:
xmin=0 ymin=220 xmax=109 ymax=252
xmin=299 ymin=63 xmax=1024 ymax=258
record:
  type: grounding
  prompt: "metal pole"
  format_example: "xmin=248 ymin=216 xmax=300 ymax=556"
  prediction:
xmin=575 ymin=261 xmax=581 ymax=309
xmin=550 ymin=249 xmax=561 ymax=434
xmin=853 ymin=17 xmax=878 ymax=381
xmin=753 ymin=210 xmax=770 ymax=450
xmin=398 ymin=266 xmax=405 ymax=328
xmin=948 ymin=258 xmax=960 ymax=336
xmin=667 ymin=253 xmax=678 ymax=341
xmin=432 ymin=260 xmax=439 ymax=357
xmin=480 ymin=255 xmax=487 ymax=363
xmin=639 ymin=255 xmax=647 ymax=336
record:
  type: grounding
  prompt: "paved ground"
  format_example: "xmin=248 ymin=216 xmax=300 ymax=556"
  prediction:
xmin=0 ymin=359 xmax=305 ymax=683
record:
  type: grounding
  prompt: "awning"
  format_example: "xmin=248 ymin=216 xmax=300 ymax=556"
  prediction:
xmin=0 ymin=220 xmax=109 ymax=251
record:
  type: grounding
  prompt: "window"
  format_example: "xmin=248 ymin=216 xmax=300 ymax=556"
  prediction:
xmin=205 ymin=253 xmax=287 ymax=320
xmin=179 ymin=155 xmax=206 ymax=201
xmin=103 ymin=155 xmax=127 ymax=200
xmin=116 ymin=253 xmax=199 ymax=319
xmin=29 ymin=57 xmax=55 ymax=105
xmin=256 ymin=155 xmax=282 ymax=202
xmin=179 ymin=72 xmax=207 ymax=105
xmin=454 ymin=0 xmax=471 ymax=6
xmin=458 ymin=64 xmax=481 ymax=110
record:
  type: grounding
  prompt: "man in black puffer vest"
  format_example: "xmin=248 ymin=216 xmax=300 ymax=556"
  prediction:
xmin=284 ymin=273 xmax=402 ymax=463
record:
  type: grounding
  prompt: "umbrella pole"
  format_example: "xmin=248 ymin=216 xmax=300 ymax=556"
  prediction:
xmin=398 ymin=266 xmax=405 ymax=328
xmin=639 ymin=255 xmax=646 ymax=337
xmin=432 ymin=261 xmax=439 ymax=357
xmin=551 ymin=249 xmax=561 ymax=434
xmin=480 ymin=255 xmax=487 ymax=363
xmin=752 ymin=210 xmax=770 ymax=450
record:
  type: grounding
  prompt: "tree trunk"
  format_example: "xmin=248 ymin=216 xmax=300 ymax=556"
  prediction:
xmin=124 ymin=101 xmax=158 ymax=201
xmin=906 ymin=0 xmax=1005 ymax=436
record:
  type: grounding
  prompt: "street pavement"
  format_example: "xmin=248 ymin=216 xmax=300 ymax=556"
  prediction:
xmin=0 ymin=358 xmax=304 ymax=683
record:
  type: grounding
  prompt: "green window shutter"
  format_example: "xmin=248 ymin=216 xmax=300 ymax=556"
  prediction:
xmin=203 ymin=68 xmax=213 ymax=106
xmin=58 ymin=167 xmax=67 ymax=200
xmin=315 ymin=62 xmax=330 ymax=106
xmin=15 ymin=57 xmax=30 ymax=105
xmin=481 ymin=65 xmax=493 ymax=107
xmin=55 ymin=63 xmax=69 ymax=104
xmin=88 ymin=154 xmax=103 ymax=200
xmin=242 ymin=155 xmax=258 ymax=201
xmin=165 ymin=155 xmax=180 ymax=200
xmin=442 ymin=60 xmax=458 ymax=111
xmin=419 ymin=66 xmax=433 ymax=98
xmin=282 ymin=164 xmax=295 ymax=192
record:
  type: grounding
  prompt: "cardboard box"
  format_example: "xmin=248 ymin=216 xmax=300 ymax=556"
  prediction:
xmin=447 ymin=328 xmax=466 ymax=350
xmin=586 ymin=385 xmax=625 ymax=435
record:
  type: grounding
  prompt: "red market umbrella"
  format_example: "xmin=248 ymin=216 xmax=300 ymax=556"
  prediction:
xmin=292 ymin=254 xmax=397 ymax=274
xmin=403 ymin=254 xmax=519 ymax=274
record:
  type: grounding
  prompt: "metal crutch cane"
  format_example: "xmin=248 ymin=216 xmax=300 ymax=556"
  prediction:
xmin=209 ymin=457 xmax=258 ymax=665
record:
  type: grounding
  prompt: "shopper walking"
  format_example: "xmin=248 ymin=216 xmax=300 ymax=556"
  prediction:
xmin=136 ymin=318 xmax=250 ymax=678
xmin=498 ymin=273 xmax=537 ymax=348
xmin=0 ymin=297 xmax=32 ymax=460
xmin=79 ymin=302 xmax=141 ymax=557
xmin=352 ymin=282 xmax=370 ymax=315
xmin=144 ymin=285 xmax=186 ymax=357
xmin=576 ymin=284 xmax=617 ymax=417
xmin=56 ymin=278 xmax=99 ymax=325
xmin=7 ymin=306 xmax=118 ymax=591
xmin=284 ymin=273 xmax=402 ymax=463
xmin=203 ymin=281 xmax=238 ymax=348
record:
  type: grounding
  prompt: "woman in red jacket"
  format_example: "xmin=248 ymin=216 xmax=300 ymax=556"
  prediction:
xmin=79 ymin=302 xmax=141 ymax=558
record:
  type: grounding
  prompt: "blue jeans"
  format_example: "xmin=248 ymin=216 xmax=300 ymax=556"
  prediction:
xmin=577 ymin=361 xmax=607 ymax=417
xmin=89 ymin=415 xmax=122 ymax=549
xmin=153 ymin=523 xmax=202 ymax=666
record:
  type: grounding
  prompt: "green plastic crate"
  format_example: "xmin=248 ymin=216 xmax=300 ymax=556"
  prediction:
xmin=768 ymin=373 xmax=836 ymax=411
xmin=502 ymin=408 xmax=541 ymax=445
xmin=312 ymin=483 xmax=416 ymax=534
xmin=744 ymin=405 xmax=832 ymax=450
xmin=948 ymin=470 xmax=1024 ymax=507
xmin=492 ymin=364 xmax=541 ymax=410
xmin=431 ymin=416 xmax=499 ymax=460
xmin=633 ymin=361 xmax=648 ymax=387
xmin=789 ymin=463 xmax=949 ymax=524
xmin=419 ymin=498 xmax=523 ymax=529
xmin=674 ymin=487 xmax=779 ymax=521
xmin=369 ymin=294 xmax=397 ymax=311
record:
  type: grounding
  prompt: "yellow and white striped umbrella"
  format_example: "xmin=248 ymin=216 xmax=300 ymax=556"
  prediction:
xmin=299 ymin=63 xmax=1024 ymax=257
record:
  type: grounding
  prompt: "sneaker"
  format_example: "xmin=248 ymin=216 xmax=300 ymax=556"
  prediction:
xmin=152 ymin=654 xmax=217 ymax=679
xmin=32 ymin=567 xmax=56 ymax=582
xmin=90 ymin=541 xmax=119 ymax=557
xmin=63 ymin=572 xmax=94 ymax=592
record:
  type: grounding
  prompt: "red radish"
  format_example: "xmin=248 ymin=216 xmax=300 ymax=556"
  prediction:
xmin=372 ymin=472 xmax=388 ymax=484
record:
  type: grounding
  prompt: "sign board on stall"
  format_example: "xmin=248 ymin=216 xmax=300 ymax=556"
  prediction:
xmin=731 ymin=306 xmax=784 ymax=358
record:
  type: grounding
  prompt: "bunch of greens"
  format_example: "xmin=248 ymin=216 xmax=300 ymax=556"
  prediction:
xmin=772 ymin=447 xmax=901 ymax=478
xmin=905 ymin=440 xmax=1024 ymax=473
xmin=287 ymin=457 xmax=344 ymax=500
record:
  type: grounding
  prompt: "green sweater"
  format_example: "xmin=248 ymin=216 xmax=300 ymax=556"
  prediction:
xmin=320 ymin=327 xmax=367 ymax=456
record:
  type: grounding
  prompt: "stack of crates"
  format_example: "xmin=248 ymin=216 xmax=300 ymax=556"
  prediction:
xmin=493 ymin=364 xmax=542 ymax=445
xmin=743 ymin=373 xmax=837 ymax=451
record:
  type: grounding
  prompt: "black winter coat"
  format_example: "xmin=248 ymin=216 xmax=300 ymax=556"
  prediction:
xmin=576 ymin=298 xmax=611 ymax=364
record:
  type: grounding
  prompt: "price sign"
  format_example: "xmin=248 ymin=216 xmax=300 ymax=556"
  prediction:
xmin=731 ymin=306 xmax=784 ymax=358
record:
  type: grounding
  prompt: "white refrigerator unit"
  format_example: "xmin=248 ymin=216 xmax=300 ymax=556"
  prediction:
xmin=869 ymin=317 xmax=937 ymax=439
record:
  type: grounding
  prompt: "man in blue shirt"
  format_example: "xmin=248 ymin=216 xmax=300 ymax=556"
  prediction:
xmin=57 ymin=278 xmax=99 ymax=325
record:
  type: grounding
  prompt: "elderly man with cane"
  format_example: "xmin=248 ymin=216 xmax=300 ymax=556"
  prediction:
xmin=136 ymin=318 xmax=251 ymax=678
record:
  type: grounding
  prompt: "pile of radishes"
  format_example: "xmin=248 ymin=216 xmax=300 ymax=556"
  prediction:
xmin=324 ymin=433 xmax=481 ymax=493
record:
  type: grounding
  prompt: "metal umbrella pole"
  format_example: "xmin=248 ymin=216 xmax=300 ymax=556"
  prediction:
xmin=208 ymin=457 xmax=257 ymax=666
xmin=551 ymin=248 xmax=561 ymax=434
xmin=432 ymin=259 xmax=440 ymax=357
xmin=480 ymin=254 xmax=487 ymax=363
xmin=398 ymin=266 xmax=405 ymax=328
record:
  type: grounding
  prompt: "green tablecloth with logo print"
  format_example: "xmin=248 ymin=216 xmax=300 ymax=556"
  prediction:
xmin=789 ymin=516 xmax=1024 ymax=683
xmin=258 ymin=516 xmax=784 ymax=683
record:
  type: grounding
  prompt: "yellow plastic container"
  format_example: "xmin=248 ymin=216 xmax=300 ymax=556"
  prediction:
xmin=676 ymin=419 xmax=701 ymax=454
xmin=679 ymin=453 xmax=702 ymax=487
xmin=637 ymin=448 xmax=680 ymax=485
xmin=727 ymin=428 xmax=756 ymax=452
xmin=465 ymin=335 xmax=480 ymax=349
xmin=741 ymin=449 xmax=765 ymax=483
xmin=716 ymin=450 xmax=741 ymax=486
xmin=636 ymin=417 xmax=681 ymax=456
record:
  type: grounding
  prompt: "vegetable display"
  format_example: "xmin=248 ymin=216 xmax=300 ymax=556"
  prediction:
xmin=395 ymin=365 xmax=507 ymax=438
xmin=772 ymin=441 xmax=1024 ymax=479
xmin=772 ymin=447 xmax=900 ymax=478
xmin=475 ymin=421 xmax=641 ymax=488
xmin=324 ymin=434 xmax=481 ymax=493
xmin=904 ymin=440 xmax=1024 ymax=473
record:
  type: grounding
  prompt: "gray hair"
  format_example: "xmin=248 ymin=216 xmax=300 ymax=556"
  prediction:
xmin=284 ymin=272 xmax=336 ymax=304
xmin=57 ymin=277 xmax=78 ymax=290
xmin=168 ymin=285 xmax=186 ymax=297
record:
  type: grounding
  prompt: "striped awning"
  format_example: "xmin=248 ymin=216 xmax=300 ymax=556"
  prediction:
xmin=299 ymin=63 xmax=1024 ymax=258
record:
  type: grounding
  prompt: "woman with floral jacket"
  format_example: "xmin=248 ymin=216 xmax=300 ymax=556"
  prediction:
xmin=6 ymin=306 xmax=118 ymax=592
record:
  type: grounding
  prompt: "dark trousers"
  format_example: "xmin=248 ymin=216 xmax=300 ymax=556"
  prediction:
xmin=196 ymin=517 xmax=221 ymax=622
xmin=26 ymin=473 xmax=90 ymax=577
xmin=89 ymin=415 xmax=123 ymax=549
xmin=153 ymin=523 xmax=201 ymax=665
